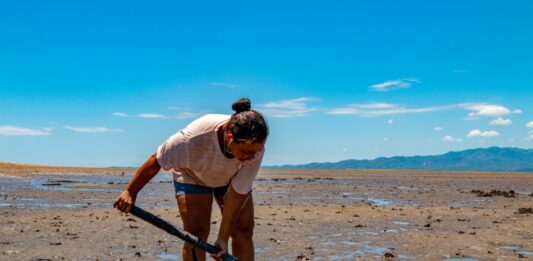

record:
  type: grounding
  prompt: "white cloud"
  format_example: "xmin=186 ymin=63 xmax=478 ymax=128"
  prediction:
xmin=358 ymin=103 xmax=398 ymax=109
xmin=341 ymin=148 xmax=348 ymax=152
xmin=328 ymin=103 xmax=455 ymax=116
xmin=209 ymin=82 xmax=239 ymax=88
xmin=168 ymin=106 xmax=192 ymax=111
xmin=369 ymin=78 xmax=419 ymax=92
xmin=383 ymin=137 xmax=389 ymax=142
xmin=489 ymin=117 xmax=512 ymax=126
xmin=388 ymin=119 xmax=394 ymax=124
xmin=112 ymin=112 xmax=129 ymax=117
xmin=0 ymin=126 xmax=52 ymax=136
xmin=64 ymin=126 xmax=123 ymax=133
xmin=434 ymin=127 xmax=443 ymax=131
xmin=256 ymin=97 xmax=319 ymax=118
xmin=175 ymin=112 xmax=197 ymax=120
xmin=442 ymin=135 xmax=462 ymax=142
xmin=512 ymin=109 xmax=522 ymax=114
xmin=328 ymin=102 xmax=518 ymax=118
xmin=137 ymin=113 xmax=168 ymax=119
xmin=527 ymin=121 xmax=533 ymax=128
xmin=113 ymin=112 xmax=172 ymax=120
xmin=467 ymin=129 xmax=500 ymax=138
xmin=463 ymin=104 xmax=511 ymax=118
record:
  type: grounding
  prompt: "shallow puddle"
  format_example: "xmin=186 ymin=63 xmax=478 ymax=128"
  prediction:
xmin=445 ymin=259 xmax=480 ymax=261
xmin=157 ymin=252 xmax=179 ymax=260
xmin=498 ymin=246 xmax=533 ymax=256
xmin=392 ymin=221 xmax=410 ymax=225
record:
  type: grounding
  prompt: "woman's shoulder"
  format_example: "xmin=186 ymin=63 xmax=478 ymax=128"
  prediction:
xmin=184 ymin=114 xmax=230 ymax=135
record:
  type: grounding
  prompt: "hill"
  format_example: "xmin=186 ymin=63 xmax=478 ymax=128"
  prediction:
xmin=264 ymin=147 xmax=533 ymax=172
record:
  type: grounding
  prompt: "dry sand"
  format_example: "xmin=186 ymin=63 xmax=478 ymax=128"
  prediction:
xmin=1 ymin=166 xmax=532 ymax=260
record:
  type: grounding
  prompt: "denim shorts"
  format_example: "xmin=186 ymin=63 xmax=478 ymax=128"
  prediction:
xmin=173 ymin=180 xmax=229 ymax=196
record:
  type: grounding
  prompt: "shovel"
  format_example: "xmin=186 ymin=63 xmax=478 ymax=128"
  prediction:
xmin=130 ymin=205 xmax=238 ymax=261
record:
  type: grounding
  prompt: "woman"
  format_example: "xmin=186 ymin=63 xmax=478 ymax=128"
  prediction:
xmin=113 ymin=98 xmax=268 ymax=260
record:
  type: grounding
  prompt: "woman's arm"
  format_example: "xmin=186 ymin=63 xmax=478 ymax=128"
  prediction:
xmin=113 ymin=153 xmax=161 ymax=213
xmin=212 ymin=185 xmax=249 ymax=259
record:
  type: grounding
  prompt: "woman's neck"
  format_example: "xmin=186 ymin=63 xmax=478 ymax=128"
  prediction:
xmin=217 ymin=124 xmax=235 ymax=159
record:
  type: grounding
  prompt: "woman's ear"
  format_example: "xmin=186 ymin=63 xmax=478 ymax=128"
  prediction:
xmin=226 ymin=133 xmax=234 ymax=143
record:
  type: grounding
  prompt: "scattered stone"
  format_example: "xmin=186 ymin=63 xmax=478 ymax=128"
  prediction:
xmin=134 ymin=252 xmax=141 ymax=257
xmin=42 ymin=183 xmax=62 ymax=186
xmin=269 ymin=238 xmax=280 ymax=243
xmin=129 ymin=225 xmax=139 ymax=229
xmin=50 ymin=242 xmax=62 ymax=245
xmin=296 ymin=254 xmax=311 ymax=260
xmin=424 ymin=223 xmax=431 ymax=228
xmin=516 ymin=208 xmax=533 ymax=214
xmin=384 ymin=252 xmax=395 ymax=258
xmin=470 ymin=190 xmax=516 ymax=198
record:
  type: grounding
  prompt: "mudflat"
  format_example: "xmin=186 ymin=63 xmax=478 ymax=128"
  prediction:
xmin=1 ymin=165 xmax=532 ymax=260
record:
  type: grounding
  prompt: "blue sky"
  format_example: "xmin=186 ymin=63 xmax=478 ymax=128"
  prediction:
xmin=1 ymin=1 xmax=532 ymax=167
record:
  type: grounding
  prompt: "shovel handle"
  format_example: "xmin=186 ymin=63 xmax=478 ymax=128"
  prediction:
xmin=129 ymin=206 xmax=238 ymax=261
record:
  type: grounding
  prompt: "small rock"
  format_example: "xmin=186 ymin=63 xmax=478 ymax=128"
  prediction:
xmin=269 ymin=238 xmax=280 ymax=243
xmin=134 ymin=252 xmax=141 ymax=257
xmin=516 ymin=208 xmax=533 ymax=214
xmin=296 ymin=254 xmax=311 ymax=260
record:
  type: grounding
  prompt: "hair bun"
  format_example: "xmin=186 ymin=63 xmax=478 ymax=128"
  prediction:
xmin=232 ymin=98 xmax=252 ymax=113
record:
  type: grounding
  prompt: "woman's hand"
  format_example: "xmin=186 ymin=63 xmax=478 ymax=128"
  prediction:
xmin=113 ymin=189 xmax=137 ymax=213
xmin=211 ymin=238 xmax=228 ymax=261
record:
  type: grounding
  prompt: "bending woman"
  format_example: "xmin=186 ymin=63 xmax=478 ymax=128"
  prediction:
xmin=114 ymin=98 xmax=268 ymax=260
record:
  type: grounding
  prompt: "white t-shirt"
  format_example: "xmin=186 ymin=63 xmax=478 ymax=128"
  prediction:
xmin=156 ymin=114 xmax=264 ymax=195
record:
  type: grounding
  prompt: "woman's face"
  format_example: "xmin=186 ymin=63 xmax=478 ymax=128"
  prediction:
xmin=229 ymin=140 xmax=265 ymax=162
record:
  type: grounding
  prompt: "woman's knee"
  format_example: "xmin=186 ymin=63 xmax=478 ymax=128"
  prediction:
xmin=231 ymin=219 xmax=255 ymax=239
xmin=184 ymin=224 xmax=211 ymax=239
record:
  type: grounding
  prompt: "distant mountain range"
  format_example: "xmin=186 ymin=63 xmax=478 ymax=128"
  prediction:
xmin=264 ymin=147 xmax=533 ymax=172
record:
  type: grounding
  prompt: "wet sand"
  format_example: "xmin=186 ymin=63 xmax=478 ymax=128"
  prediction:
xmin=1 ymin=167 xmax=532 ymax=260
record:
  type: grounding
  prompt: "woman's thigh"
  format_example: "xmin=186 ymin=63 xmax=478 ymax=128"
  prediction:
xmin=215 ymin=192 xmax=255 ymax=235
xmin=177 ymin=194 xmax=213 ymax=237
xmin=233 ymin=192 xmax=254 ymax=235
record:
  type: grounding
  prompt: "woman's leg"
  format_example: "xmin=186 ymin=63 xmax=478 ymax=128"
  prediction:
xmin=177 ymin=193 xmax=213 ymax=261
xmin=215 ymin=192 xmax=255 ymax=260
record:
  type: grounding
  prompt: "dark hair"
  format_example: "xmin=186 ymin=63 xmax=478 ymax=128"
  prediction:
xmin=227 ymin=98 xmax=269 ymax=143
